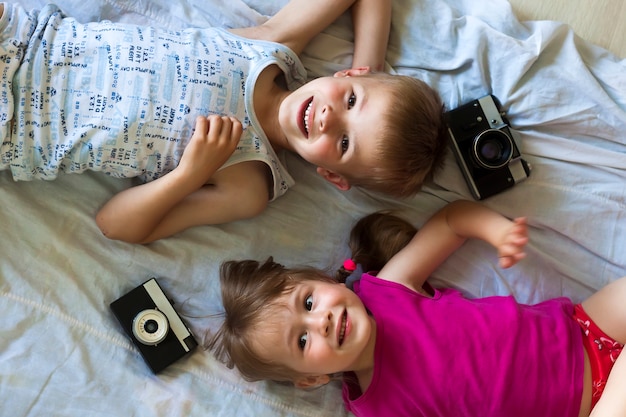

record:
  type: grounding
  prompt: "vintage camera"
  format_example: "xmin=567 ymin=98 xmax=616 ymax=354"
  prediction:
xmin=445 ymin=95 xmax=531 ymax=199
xmin=110 ymin=278 xmax=198 ymax=373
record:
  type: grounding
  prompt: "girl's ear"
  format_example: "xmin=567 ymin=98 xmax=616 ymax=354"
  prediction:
xmin=294 ymin=374 xmax=331 ymax=389
xmin=316 ymin=167 xmax=351 ymax=191
xmin=333 ymin=67 xmax=371 ymax=78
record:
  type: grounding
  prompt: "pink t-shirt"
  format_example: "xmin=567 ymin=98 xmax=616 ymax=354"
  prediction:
xmin=342 ymin=273 xmax=584 ymax=417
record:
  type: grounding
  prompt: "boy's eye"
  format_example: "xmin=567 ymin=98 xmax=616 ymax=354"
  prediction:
xmin=298 ymin=333 xmax=308 ymax=350
xmin=347 ymin=93 xmax=356 ymax=109
xmin=341 ymin=136 xmax=350 ymax=154
xmin=304 ymin=295 xmax=313 ymax=311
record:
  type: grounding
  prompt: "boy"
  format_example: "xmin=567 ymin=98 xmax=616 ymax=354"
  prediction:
xmin=0 ymin=0 xmax=447 ymax=243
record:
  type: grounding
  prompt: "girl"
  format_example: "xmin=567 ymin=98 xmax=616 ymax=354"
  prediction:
xmin=0 ymin=0 xmax=447 ymax=243
xmin=209 ymin=200 xmax=626 ymax=416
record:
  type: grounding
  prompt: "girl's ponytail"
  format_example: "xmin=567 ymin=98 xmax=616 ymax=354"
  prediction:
xmin=335 ymin=259 xmax=357 ymax=283
xmin=338 ymin=211 xmax=418 ymax=281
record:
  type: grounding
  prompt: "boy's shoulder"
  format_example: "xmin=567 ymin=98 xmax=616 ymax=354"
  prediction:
xmin=227 ymin=27 xmax=265 ymax=42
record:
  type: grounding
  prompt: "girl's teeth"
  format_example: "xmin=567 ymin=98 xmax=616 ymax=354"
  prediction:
xmin=339 ymin=312 xmax=346 ymax=344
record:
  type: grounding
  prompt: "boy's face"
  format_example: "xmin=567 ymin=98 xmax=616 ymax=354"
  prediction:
xmin=250 ymin=279 xmax=375 ymax=385
xmin=278 ymin=69 xmax=392 ymax=190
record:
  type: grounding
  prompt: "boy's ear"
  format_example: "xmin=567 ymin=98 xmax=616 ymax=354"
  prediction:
xmin=294 ymin=374 xmax=331 ymax=389
xmin=334 ymin=66 xmax=371 ymax=78
xmin=316 ymin=167 xmax=351 ymax=191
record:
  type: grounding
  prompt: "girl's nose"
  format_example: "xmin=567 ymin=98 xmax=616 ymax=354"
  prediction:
xmin=309 ymin=310 xmax=331 ymax=337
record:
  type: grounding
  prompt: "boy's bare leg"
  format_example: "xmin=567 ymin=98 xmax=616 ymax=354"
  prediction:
xmin=1 ymin=4 xmax=4 ymax=18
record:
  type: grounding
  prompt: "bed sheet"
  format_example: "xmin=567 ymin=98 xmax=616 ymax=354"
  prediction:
xmin=2 ymin=0 xmax=625 ymax=416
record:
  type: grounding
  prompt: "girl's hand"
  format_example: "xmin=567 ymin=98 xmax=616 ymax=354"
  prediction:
xmin=176 ymin=115 xmax=243 ymax=186
xmin=497 ymin=217 xmax=529 ymax=268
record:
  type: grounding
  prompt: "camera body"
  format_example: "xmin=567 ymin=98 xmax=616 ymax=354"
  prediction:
xmin=445 ymin=95 xmax=530 ymax=199
xmin=110 ymin=278 xmax=197 ymax=373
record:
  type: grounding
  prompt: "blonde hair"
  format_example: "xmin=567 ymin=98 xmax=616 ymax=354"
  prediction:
xmin=343 ymin=74 xmax=448 ymax=198
xmin=207 ymin=258 xmax=336 ymax=383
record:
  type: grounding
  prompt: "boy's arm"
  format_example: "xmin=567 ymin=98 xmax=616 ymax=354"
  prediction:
xmin=95 ymin=115 xmax=259 ymax=243
xmin=378 ymin=200 xmax=528 ymax=292
xmin=351 ymin=0 xmax=391 ymax=71
xmin=232 ymin=0 xmax=391 ymax=70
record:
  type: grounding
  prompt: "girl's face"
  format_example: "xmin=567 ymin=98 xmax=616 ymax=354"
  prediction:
xmin=277 ymin=71 xmax=392 ymax=190
xmin=251 ymin=280 xmax=376 ymax=382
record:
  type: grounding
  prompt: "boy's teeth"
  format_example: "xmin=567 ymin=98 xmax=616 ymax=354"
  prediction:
xmin=303 ymin=101 xmax=312 ymax=134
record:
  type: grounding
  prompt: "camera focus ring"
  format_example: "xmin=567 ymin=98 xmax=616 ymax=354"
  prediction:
xmin=472 ymin=128 xmax=513 ymax=169
xmin=132 ymin=309 xmax=169 ymax=346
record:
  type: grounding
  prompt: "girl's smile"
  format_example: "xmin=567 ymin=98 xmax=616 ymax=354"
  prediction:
xmin=250 ymin=280 xmax=376 ymax=380
xmin=338 ymin=309 xmax=349 ymax=346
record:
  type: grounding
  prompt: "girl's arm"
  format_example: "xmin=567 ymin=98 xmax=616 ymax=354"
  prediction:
xmin=95 ymin=115 xmax=251 ymax=243
xmin=377 ymin=200 xmax=528 ymax=293
xmin=232 ymin=0 xmax=391 ymax=70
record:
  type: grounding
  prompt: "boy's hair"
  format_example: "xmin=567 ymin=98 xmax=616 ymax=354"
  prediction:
xmin=336 ymin=211 xmax=418 ymax=282
xmin=207 ymin=258 xmax=336 ymax=383
xmin=344 ymin=74 xmax=448 ymax=198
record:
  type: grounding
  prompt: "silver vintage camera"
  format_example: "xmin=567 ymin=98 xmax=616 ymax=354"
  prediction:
xmin=445 ymin=95 xmax=531 ymax=199
xmin=110 ymin=278 xmax=197 ymax=373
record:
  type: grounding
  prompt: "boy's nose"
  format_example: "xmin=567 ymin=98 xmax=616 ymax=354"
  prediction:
xmin=319 ymin=104 xmax=338 ymax=133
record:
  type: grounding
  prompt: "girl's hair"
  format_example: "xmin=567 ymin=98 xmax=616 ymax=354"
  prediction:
xmin=207 ymin=258 xmax=336 ymax=383
xmin=342 ymin=73 xmax=449 ymax=198
xmin=209 ymin=213 xmax=418 ymax=382
xmin=336 ymin=212 xmax=418 ymax=283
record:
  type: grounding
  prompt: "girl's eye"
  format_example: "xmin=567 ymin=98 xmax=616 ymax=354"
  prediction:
xmin=347 ymin=93 xmax=356 ymax=109
xmin=304 ymin=295 xmax=313 ymax=311
xmin=341 ymin=136 xmax=350 ymax=154
xmin=298 ymin=333 xmax=308 ymax=350
xmin=299 ymin=295 xmax=313 ymax=349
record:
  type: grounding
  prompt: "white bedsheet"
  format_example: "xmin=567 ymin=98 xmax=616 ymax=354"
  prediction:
xmin=2 ymin=0 xmax=625 ymax=416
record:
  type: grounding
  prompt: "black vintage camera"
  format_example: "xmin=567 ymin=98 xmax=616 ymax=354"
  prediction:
xmin=110 ymin=278 xmax=197 ymax=373
xmin=445 ymin=95 xmax=531 ymax=199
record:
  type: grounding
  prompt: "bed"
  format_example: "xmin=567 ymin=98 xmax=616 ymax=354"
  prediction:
xmin=2 ymin=0 xmax=625 ymax=415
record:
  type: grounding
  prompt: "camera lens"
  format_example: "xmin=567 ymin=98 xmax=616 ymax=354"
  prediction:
xmin=472 ymin=129 xmax=513 ymax=169
xmin=132 ymin=309 xmax=169 ymax=346
xmin=144 ymin=319 xmax=159 ymax=334
xmin=479 ymin=141 xmax=503 ymax=160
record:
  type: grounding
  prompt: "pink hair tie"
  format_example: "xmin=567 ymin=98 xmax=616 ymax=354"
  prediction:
xmin=343 ymin=259 xmax=357 ymax=272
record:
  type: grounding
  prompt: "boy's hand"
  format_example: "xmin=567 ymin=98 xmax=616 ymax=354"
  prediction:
xmin=176 ymin=115 xmax=243 ymax=186
xmin=497 ymin=217 xmax=529 ymax=269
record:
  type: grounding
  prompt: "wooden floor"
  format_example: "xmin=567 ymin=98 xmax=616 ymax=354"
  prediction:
xmin=508 ymin=0 xmax=626 ymax=58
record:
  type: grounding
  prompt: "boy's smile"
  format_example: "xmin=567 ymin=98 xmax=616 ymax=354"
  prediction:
xmin=299 ymin=96 xmax=314 ymax=137
xmin=277 ymin=69 xmax=393 ymax=189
